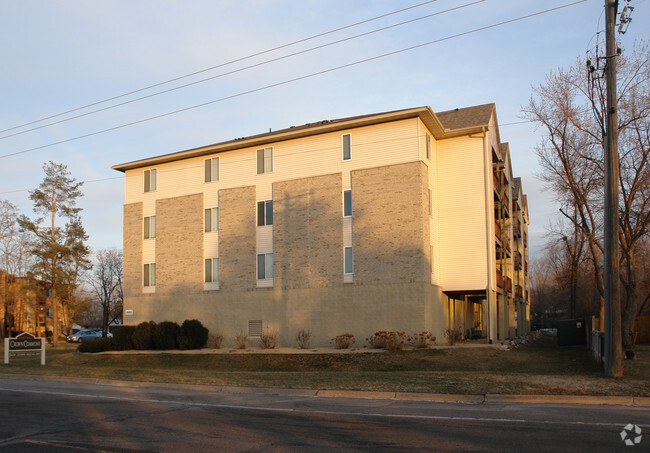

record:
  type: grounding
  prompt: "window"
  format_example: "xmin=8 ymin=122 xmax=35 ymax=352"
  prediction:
xmin=144 ymin=169 xmax=157 ymax=192
xmin=257 ymin=200 xmax=273 ymax=226
xmin=425 ymin=133 xmax=431 ymax=160
xmin=257 ymin=147 xmax=273 ymax=174
xmin=204 ymin=157 xmax=219 ymax=182
xmin=205 ymin=207 xmax=219 ymax=232
xmin=344 ymin=247 xmax=353 ymax=274
xmin=343 ymin=190 xmax=352 ymax=217
xmin=342 ymin=134 xmax=351 ymax=160
xmin=205 ymin=258 xmax=219 ymax=283
xmin=257 ymin=253 xmax=274 ymax=280
xmin=144 ymin=216 xmax=156 ymax=239
xmin=143 ymin=263 xmax=156 ymax=287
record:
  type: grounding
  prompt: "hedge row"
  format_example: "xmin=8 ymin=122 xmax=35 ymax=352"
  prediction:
xmin=78 ymin=319 xmax=209 ymax=353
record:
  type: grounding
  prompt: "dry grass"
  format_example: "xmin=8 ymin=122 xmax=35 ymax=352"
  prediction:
xmin=1 ymin=336 xmax=648 ymax=396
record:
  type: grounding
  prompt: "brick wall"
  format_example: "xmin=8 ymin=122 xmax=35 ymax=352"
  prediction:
xmin=274 ymin=173 xmax=343 ymax=289
xmin=352 ymin=161 xmax=430 ymax=285
xmin=219 ymin=185 xmax=256 ymax=291
xmin=156 ymin=193 xmax=203 ymax=294
xmin=123 ymin=202 xmax=142 ymax=298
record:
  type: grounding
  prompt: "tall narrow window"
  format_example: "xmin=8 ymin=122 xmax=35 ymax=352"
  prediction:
xmin=257 ymin=200 xmax=273 ymax=226
xmin=257 ymin=253 xmax=274 ymax=280
xmin=204 ymin=157 xmax=219 ymax=182
xmin=143 ymin=263 xmax=156 ymax=287
xmin=204 ymin=207 xmax=219 ymax=232
xmin=144 ymin=169 xmax=157 ymax=192
xmin=342 ymin=134 xmax=351 ymax=160
xmin=343 ymin=190 xmax=352 ymax=217
xmin=144 ymin=216 xmax=156 ymax=239
xmin=205 ymin=258 xmax=219 ymax=283
xmin=257 ymin=147 xmax=273 ymax=174
xmin=425 ymin=133 xmax=431 ymax=160
xmin=344 ymin=247 xmax=353 ymax=274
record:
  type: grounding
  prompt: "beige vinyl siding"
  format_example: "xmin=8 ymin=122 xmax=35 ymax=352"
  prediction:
xmin=123 ymin=119 xmax=421 ymax=206
xmin=437 ymin=136 xmax=488 ymax=291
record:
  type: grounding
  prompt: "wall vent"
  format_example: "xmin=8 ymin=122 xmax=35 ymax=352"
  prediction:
xmin=248 ymin=320 xmax=263 ymax=337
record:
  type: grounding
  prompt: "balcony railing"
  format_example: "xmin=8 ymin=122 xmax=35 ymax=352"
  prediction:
xmin=513 ymin=218 xmax=522 ymax=238
xmin=495 ymin=220 xmax=501 ymax=239
xmin=514 ymin=251 xmax=522 ymax=270
xmin=496 ymin=269 xmax=503 ymax=289
xmin=506 ymin=276 xmax=512 ymax=293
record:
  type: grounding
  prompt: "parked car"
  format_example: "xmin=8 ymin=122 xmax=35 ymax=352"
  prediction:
xmin=66 ymin=330 xmax=113 ymax=342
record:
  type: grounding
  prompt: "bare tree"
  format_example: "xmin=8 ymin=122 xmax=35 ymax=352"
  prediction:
xmin=524 ymin=42 xmax=650 ymax=350
xmin=89 ymin=249 xmax=123 ymax=337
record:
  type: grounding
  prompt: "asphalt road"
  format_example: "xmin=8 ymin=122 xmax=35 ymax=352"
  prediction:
xmin=0 ymin=376 xmax=647 ymax=452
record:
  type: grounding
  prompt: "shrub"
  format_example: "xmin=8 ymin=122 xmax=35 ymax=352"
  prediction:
xmin=259 ymin=329 xmax=279 ymax=349
xmin=177 ymin=319 xmax=209 ymax=350
xmin=112 ymin=326 xmax=135 ymax=350
xmin=407 ymin=331 xmax=436 ymax=348
xmin=207 ymin=333 xmax=224 ymax=349
xmin=153 ymin=321 xmax=180 ymax=349
xmin=234 ymin=332 xmax=248 ymax=349
xmin=366 ymin=331 xmax=407 ymax=350
xmin=78 ymin=338 xmax=114 ymax=353
xmin=330 ymin=333 xmax=355 ymax=349
xmin=132 ymin=321 xmax=156 ymax=350
xmin=444 ymin=329 xmax=463 ymax=346
xmin=295 ymin=329 xmax=312 ymax=349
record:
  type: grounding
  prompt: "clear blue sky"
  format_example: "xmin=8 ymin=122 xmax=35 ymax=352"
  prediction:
xmin=1 ymin=0 xmax=647 ymax=261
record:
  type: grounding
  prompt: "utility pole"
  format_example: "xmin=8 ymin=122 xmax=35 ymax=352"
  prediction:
xmin=603 ymin=0 xmax=623 ymax=377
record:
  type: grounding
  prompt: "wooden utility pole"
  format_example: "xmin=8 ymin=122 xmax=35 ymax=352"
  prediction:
xmin=603 ymin=0 xmax=623 ymax=377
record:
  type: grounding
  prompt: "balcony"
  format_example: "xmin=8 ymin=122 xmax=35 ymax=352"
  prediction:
xmin=506 ymin=276 xmax=512 ymax=293
xmin=515 ymin=285 xmax=523 ymax=298
xmin=514 ymin=251 xmax=522 ymax=270
xmin=523 ymin=231 xmax=528 ymax=248
xmin=495 ymin=220 xmax=501 ymax=240
xmin=524 ymin=260 xmax=528 ymax=276
xmin=496 ymin=269 xmax=503 ymax=289
xmin=513 ymin=218 xmax=522 ymax=238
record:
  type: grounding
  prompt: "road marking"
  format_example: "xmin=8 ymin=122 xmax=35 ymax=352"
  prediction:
xmin=1 ymin=386 xmax=648 ymax=430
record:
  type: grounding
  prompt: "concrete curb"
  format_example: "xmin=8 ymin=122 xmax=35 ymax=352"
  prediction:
xmin=1 ymin=373 xmax=647 ymax=406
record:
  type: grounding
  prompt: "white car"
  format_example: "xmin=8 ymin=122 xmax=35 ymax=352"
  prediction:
xmin=67 ymin=330 xmax=113 ymax=342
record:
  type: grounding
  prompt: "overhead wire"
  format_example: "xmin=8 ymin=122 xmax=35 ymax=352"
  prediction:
xmin=0 ymin=1 xmax=485 ymax=141
xmin=0 ymin=0 xmax=442 ymax=135
xmin=0 ymin=0 xmax=588 ymax=161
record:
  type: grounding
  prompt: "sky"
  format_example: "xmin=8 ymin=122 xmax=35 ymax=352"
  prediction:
xmin=0 ymin=0 xmax=648 ymax=263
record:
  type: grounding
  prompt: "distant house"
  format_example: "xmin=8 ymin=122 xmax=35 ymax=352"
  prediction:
xmin=112 ymin=104 xmax=530 ymax=347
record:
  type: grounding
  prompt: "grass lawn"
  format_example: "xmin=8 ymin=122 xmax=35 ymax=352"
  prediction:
xmin=2 ymin=335 xmax=648 ymax=396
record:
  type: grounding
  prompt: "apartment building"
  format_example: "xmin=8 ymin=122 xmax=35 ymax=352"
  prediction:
xmin=113 ymin=103 xmax=530 ymax=347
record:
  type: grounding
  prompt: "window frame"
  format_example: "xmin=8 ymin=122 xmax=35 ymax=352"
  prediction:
xmin=342 ymin=134 xmax=351 ymax=161
xmin=204 ymin=207 xmax=219 ymax=232
xmin=343 ymin=190 xmax=352 ymax=217
xmin=344 ymin=247 xmax=353 ymax=275
xmin=257 ymin=200 xmax=273 ymax=227
xmin=257 ymin=253 xmax=274 ymax=280
xmin=143 ymin=215 xmax=156 ymax=239
xmin=144 ymin=169 xmax=157 ymax=192
xmin=425 ymin=133 xmax=431 ymax=160
xmin=257 ymin=147 xmax=273 ymax=174
xmin=205 ymin=257 xmax=219 ymax=283
xmin=143 ymin=263 xmax=156 ymax=287
xmin=204 ymin=157 xmax=220 ymax=183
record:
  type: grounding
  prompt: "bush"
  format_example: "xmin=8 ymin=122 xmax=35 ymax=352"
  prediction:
xmin=259 ymin=329 xmax=279 ymax=349
xmin=112 ymin=326 xmax=135 ymax=350
xmin=153 ymin=321 xmax=180 ymax=350
xmin=295 ymin=329 xmax=312 ymax=349
xmin=330 ymin=333 xmax=355 ymax=349
xmin=444 ymin=329 xmax=463 ymax=346
xmin=207 ymin=333 xmax=224 ymax=349
xmin=132 ymin=321 xmax=156 ymax=350
xmin=366 ymin=331 xmax=407 ymax=350
xmin=234 ymin=332 xmax=248 ymax=349
xmin=407 ymin=331 xmax=436 ymax=348
xmin=177 ymin=319 xmax=209 ymax=350
xmin=78 ymin=338 xmax=114 ymax=353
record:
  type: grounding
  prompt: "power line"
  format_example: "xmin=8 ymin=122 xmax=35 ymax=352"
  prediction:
xmin=0 ymin=0 xmax=588 ymax=160
xmin=0 ymin=1 xmax=484 ymax=141
xmin=0 ymin=0 xmax=441 ymax=135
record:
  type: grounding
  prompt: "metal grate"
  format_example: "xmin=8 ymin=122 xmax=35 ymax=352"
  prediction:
xmin=248 ymin=320 xmax=263 ymax=337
